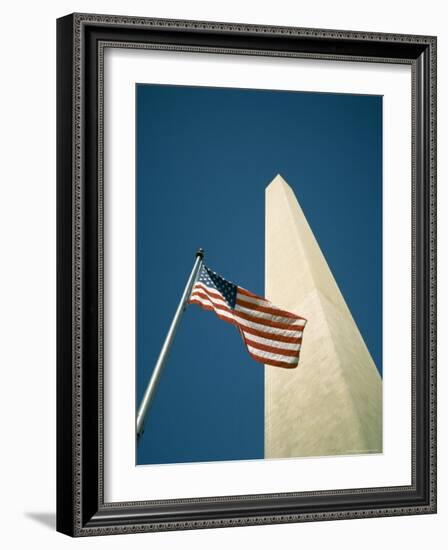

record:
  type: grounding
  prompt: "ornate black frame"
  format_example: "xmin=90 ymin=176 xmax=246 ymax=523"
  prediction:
xmin=56 ymin=13 xmax=437 ymax=536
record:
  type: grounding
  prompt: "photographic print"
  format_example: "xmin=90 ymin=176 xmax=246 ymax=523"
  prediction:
xmin=135 ymin=83 xmax=383 ymax=465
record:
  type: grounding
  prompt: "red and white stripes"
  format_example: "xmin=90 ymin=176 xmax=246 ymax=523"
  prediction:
xmin=189 ymin=282 xmax=306 ymax=368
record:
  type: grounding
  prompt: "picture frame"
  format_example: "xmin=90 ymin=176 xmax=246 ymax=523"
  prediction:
xmin=56 ymin=13 xmax=437 ymax=536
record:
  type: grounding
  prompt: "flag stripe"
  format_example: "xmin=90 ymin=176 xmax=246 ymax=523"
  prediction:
xmin=250 ymin=353 xmax=299 ymax=368
xmin=235 ymin=303 xmax=306 ymax=326
xmin=234 ymin=309 xmax=302 ymax=331
xmin=237 ymin=296 xmax=301 ymax=319
xmin=235 ymin=292 xmax=270 ymax=307
xmin=244 ymin=337 xmax=299 ymax=357
xmin=236 ymin=316 xmax=303 ymax=337
xmin=246 ymin=344 xmax=299 ymax=363
xmin=189 ymin=295 xmax=233 ymax=318
xmin=238 ymin=324 xmax=303 ymax=344
xmin=190 ymin=288 xmax=230 ymax=310
xmin=241 ymin=332 xmax=301 ymax=350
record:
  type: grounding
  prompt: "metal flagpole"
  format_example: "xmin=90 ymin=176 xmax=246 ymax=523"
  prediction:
xmin=136 ymin=248 xmax=204 ymax=440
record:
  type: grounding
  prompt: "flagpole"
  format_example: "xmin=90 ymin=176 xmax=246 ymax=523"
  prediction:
xmin=136 ymin=248 xmax=204 ymax=440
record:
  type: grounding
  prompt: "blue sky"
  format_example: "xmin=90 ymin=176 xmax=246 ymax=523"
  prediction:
xmin=136 ymin=84 xmax=382 ymax=465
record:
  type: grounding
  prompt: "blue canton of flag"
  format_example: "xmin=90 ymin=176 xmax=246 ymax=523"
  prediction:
xmin=196 ymin=266 xmax=237 ymax=308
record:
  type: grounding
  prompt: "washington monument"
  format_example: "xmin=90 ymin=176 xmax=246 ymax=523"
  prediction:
xmin=265 ymin=174 xmax=382 ymax=458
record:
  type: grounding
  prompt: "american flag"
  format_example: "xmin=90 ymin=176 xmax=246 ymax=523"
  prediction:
xmin=189 ymin=264 xmax=307 ymax=368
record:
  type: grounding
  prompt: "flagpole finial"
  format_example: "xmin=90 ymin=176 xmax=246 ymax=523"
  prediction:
xmin=196 ymin=248 xmax=204 ymax=259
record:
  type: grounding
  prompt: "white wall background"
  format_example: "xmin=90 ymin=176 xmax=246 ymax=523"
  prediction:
xmin=0 ymin=1 xmax=445 ymax=548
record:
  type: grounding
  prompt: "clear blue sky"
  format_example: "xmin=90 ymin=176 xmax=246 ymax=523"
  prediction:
xmin=136 ymin=84 xmax=382 ymax=465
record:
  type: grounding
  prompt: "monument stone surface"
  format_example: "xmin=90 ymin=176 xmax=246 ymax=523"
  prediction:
xmin=265 ymin=174 xmax=382 ymax=458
